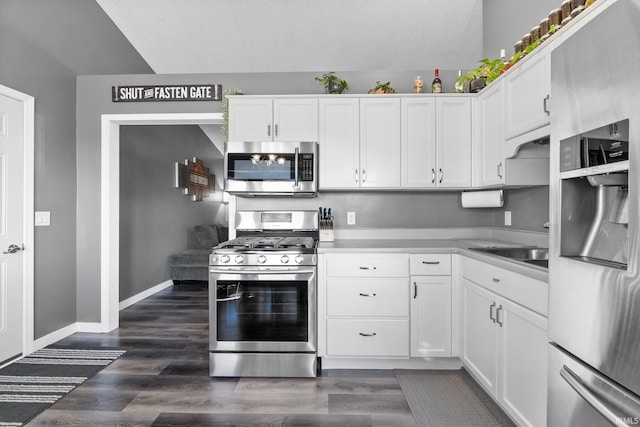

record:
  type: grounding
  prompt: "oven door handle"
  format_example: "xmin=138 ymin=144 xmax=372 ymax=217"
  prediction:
xmin=294 ymin=147 xmax=300 ymax=188
xmin=210 ymin=266 xmax=316 ymax=275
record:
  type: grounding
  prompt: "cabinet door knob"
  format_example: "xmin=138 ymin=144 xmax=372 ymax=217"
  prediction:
xmin=492 ymin=278 xmax=500 ymax=283
xmin=489 ymin=302 xmax=497 ymax=323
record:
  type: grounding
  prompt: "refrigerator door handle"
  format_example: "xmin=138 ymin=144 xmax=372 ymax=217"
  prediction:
xmin=560 ymin=365 xmax=640 ymax=426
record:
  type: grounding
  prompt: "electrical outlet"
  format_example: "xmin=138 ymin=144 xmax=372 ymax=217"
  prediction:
xmin=504 ymin=211 xmax=512 ymax=226
xmin=347 ymin=211 xmax=356 ymax=225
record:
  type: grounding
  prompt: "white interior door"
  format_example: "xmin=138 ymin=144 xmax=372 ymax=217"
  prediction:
xmin=0 ymin=93 xmax=25 ymax=364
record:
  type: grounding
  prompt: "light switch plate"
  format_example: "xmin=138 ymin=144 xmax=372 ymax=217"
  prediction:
xmin=35 ymin=211 xmax=50 ymax=226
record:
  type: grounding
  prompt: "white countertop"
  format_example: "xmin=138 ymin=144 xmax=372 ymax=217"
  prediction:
xmin=318 ymin=238 xmax=549 ymax=282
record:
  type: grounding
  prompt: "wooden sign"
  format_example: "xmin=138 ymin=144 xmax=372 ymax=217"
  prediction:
xmin=112 ymin=84 xmax=222 ymax=102
xmin=175 ymin=157 xmax=215 ymax=202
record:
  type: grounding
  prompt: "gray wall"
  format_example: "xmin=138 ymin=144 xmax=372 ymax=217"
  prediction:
xmin=1 ymin=0 xmax=552 ymax=335
xmin=119 ymin=125 xmax=224 ymax=300
xmin=98 ymin=0 xmax=484 ymax=74
xmin=0 ymin=0 xmax=152 ymax=338
xmin=495 ymin=187 xmax=550 ymax=232
xmin=238 ymin=192 xmax=493 ymax=229
xmin=483 ymin=0 xmax=562 ymax=59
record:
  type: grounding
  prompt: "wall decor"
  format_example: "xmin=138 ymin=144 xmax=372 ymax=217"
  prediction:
xmin=175 ymin=157 xmax=215 ymax=201
xmin=112 ymin=84 xmax=222 ymax=102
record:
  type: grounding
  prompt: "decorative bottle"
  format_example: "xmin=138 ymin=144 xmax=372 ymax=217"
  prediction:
xmin=455 ymin=70 xmax=464 ymax=93
xmin=431 ymin=69 xmax=442 ymax=93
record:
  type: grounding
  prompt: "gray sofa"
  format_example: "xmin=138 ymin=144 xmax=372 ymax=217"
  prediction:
xmin=168 ymin=224 xmax=228 ymax=284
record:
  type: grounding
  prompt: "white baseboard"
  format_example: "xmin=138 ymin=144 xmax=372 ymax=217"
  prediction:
xmin=119 ymin=280 xmax=173 ymax=311
xmin=31 ymin=323 xmax=79 ymax=353
xmin=28 ymin=282 xmax=174 ymax=354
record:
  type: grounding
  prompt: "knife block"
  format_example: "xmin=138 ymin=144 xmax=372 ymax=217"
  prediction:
xmin=319 ymin=219 xmax=334 ymax=242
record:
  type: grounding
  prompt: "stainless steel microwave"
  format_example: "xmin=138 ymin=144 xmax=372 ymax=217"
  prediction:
xmin=224 ymin=141 xmax=318 ymax=197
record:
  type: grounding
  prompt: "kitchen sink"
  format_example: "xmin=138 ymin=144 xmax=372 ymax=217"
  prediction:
xmin=470 ymin=246 xmax=549 ymax=268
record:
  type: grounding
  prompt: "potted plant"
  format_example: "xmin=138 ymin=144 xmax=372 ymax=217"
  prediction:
xmin=368 ymin=81 xmax=396 ymax=94
xmin=456 ymin=58 xmax=507 ymax=93
xmin=315 ymin=72 xmax=349 ymax=94
xmin=221 ymin=88 xmax=243 ymax=141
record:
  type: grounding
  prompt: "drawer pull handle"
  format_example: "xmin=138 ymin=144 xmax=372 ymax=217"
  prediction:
xmin=492 ymin=278 xmax=500 ymax=283
xmin=359 ymin=293 xmax=376 ymax=297
xmin=359 ymin=266 xmax=377 ymax=270
xmin=359 ymin=332 xmax=377 ymax=337
xmin=422 ymin=261 xmax=440 ymax=265
xmin=496 ymin=305 xmax=504 ymax=327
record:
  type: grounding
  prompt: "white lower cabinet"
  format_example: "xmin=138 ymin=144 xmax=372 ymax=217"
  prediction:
xmin=410 ymin=254 xmax=452 ymax=358
xmin=324 ymin=253 xmax=410 ymax=358
xmin=460 ymin=258 xmax=548 ymax=427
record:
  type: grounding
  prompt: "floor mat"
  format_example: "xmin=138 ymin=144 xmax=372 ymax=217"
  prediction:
xmin=395 ymin=368 xmax=515 ymax=427
xmin=0 ymin=346 xmax=127 ymax=426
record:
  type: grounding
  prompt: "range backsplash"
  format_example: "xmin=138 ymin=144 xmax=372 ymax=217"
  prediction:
xmin=235 ymin=187 xmax=549 ymax=233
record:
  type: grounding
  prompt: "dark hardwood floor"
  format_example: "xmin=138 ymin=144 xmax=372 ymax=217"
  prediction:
xmin=28 ymin=283 xmax=418 ymax=426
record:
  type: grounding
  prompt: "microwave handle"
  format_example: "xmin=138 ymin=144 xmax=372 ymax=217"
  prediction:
xmin=294 ymin=147 xmax=300 ymax=188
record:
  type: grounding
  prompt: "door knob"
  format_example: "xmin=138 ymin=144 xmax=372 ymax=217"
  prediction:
xmin=3 ymin=244 xmax=24 ymax=254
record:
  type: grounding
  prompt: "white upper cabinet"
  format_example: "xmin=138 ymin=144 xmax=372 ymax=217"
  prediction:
xmin=319 ymin=98 xmax=360 ymax=189
xmin=401 ymin=98 xmax=437 ymax=188
xmin=504 ymin=51 xmax=551 ymax=141
xmin=402 ymin=96 xmax=472 ymax=189
xmin=359 ymin=98 xmax=401 ymax=188
xmin=228 ymin=97 xmax=318 ymax=142
xmin=475 ymin=81 xmax=505 ymax=187
xmin=319 ymin=97 xmax=400 ymax=189
xmin=436 ymin=97 xmax=472 ymax=188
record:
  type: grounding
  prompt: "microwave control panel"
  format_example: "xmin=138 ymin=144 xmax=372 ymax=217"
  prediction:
xmin=299 ymin=154 xmax=315 ymax=181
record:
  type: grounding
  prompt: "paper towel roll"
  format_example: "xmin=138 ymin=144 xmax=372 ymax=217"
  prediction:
xmin=461 ymin=190 xmax=504 ymax=208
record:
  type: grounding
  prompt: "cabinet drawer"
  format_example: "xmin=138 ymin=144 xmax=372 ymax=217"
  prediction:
xmin=410 ymin=254 xmax=451 ymax=275
xmin=326 ymin=319 xmax=409 ymax=357
xmin=326 ymin=279 xmax=409 ymax=317
xmin=461 ymin=256 xmax=548 ymax=316
xmin=326 ymin=254 xmax=409 ymax=278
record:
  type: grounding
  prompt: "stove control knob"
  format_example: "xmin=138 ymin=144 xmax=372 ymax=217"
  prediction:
xmin=234 ymin=255 xmax=245 ymax=264
xmin=280 ymin=255 xmax=290 ymax=264
xmin=295 ymin=255 xmax=305 ymax=264
xmin=257 ymin=255 xmax=267 ymax=264
xmin=220 ymin=255 xmax=230 ymax=264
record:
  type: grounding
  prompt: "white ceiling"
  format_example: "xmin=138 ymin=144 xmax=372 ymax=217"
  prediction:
xmin=96 ymin=0 xmax=483 ymax=74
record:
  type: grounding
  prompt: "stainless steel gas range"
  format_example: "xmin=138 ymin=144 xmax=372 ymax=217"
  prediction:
xmin=208 ymin=210 xmax=318 ymax=377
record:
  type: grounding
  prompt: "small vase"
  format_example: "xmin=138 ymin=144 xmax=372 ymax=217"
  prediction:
xmin=327 ymin=83 xmax=344 ymax=94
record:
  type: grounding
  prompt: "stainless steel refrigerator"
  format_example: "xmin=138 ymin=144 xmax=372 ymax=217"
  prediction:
xmin=548 ymin=0 xmax=640 ymax=425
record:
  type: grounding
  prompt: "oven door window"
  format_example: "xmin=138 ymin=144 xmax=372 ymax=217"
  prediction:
xmin=216 ymin=280 xmax=308 ymax=342
xmin=227 ymin=153 xmax=295 ymax=181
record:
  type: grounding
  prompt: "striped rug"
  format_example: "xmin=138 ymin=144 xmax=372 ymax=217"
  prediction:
xmin=0 ymin=347 xmax=126 ymax=426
